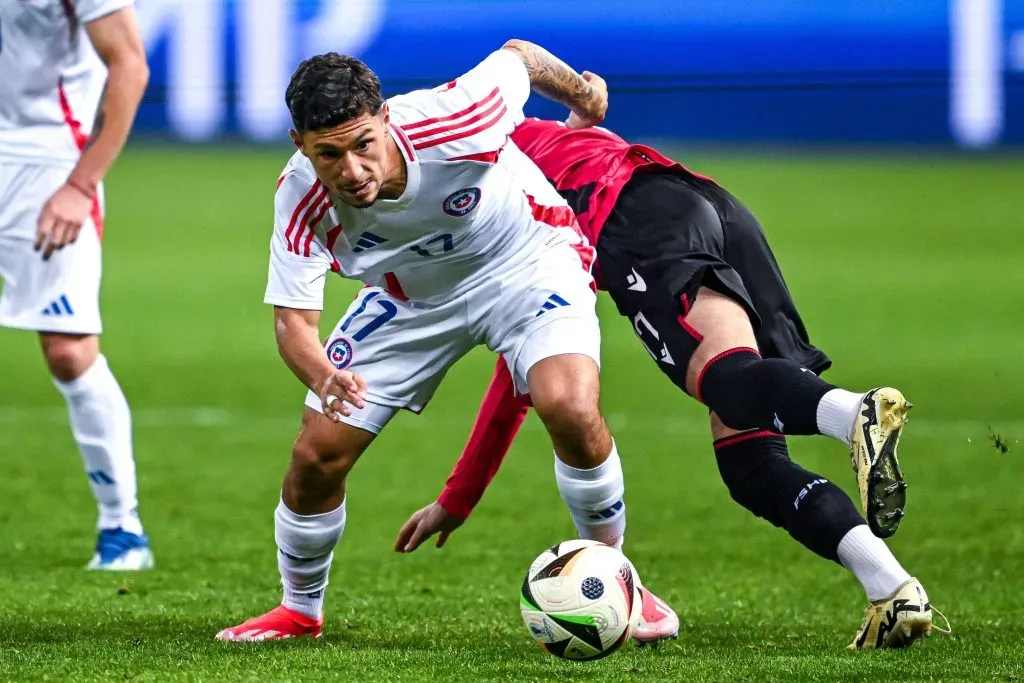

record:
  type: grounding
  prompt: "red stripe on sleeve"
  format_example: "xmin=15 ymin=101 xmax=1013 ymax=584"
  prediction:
xmin=291 ymin=187 xmax=328 ymax=254
xmin=407 ymin=95 xmax=504 ymax=142
xmin=284 ymin=180 xmax=323 ymax=252
xmin=401 ymin=87 xmax=500 ymax=131
xmin=412 ymin=104 xmax=508 ymax=150
xmin=302 ymin=199 xmax=333 ymax=257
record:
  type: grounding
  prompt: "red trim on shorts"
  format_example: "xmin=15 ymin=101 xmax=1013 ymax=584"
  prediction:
xmin=680 ymin=292 xmax=691 ymax=314
xmin=57 ymin=80 xmax=104 ymax=240
xmin=677 ymin=314 xmax=704 ymax=343
xmin=695 ymin=346 xmax=761 ymax=403
xmin=383 ymin=272 xmax=408 ymax=301
xmin=401 ymin=88 xmax=500 ymax=131
xmin=713 ymin=429 xmax=778 ymax=450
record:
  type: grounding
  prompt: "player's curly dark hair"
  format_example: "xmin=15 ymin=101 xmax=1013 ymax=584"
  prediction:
xmin=285 ymin=53 xmax=384 ymax=133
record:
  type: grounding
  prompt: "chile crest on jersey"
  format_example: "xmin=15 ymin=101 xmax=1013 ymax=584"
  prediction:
xmin=442 ymin=187 xmax=482 ymax=217
xmin=326 ymin=337 xmax=354 ymax=369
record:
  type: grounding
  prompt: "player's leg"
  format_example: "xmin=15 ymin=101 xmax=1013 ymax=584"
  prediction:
xmin=687 ymin=291 xmax=938 ymax=647
xmin=691 ymin=184 xmax=911 ymax=537
xmin=216 ymin=407 xmax=379 ymax=642
xmin=218 ymin=287 xmax=475 ymax=641
xmin=682 ymin=291 xmax=936 ymax=648
xmin=610 ymin=266 xmax=919 ymax=618
xmin=526 ymin=347 xmax=622 ymax=548
xmin=710 ymin=415 xmax=942 ymax=649
xmin=42 ymin=332 xmax=150 ymax=569
xmin=480 ymin=244 xmax=679 ymax=644
xmin=481 ymin=248 xmax=622 ymax=549
xmin=0 ymin=162 xmax=150 ymax=570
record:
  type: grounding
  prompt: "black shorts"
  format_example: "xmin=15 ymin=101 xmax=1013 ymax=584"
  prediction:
xmin=595 ymin=170 xmax=832 ymax=393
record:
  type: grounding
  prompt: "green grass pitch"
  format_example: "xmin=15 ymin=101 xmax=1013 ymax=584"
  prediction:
xmin=1 ymin=147 xmax=1023 ymax=681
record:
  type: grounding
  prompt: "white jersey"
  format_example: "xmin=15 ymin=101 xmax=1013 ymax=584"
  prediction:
xmin=0 ymin=0 xmax=132 ymax=162
xmin=265 ymin=49 xmax=593 ymax=309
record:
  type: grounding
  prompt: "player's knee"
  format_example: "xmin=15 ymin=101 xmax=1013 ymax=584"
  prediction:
xmin=290 ymin=437 xmax=356 ymax=486
xmin=683 ymin=289 xmax=758 ymax=395
xmin=39 ymin=333 xmax=99 ymax=382
xmin=532 ymin=379 xmax=600 ymax=436
xmin=529 ymin=354 xmax=600 ymax=424
xmin=694 ymin=347 xmax=764 ymax=429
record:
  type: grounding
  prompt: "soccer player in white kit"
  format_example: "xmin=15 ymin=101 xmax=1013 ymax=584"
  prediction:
xmin=216 ymin=40 xmax=676 ymax=641
xmin=0 ymin=0 xmax=152 ymax=569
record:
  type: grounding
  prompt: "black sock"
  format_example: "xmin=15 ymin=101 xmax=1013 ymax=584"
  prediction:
xmin=714 ymin=431 xmax=865 ymax=563
xmin=698 ymin=348 xmax=834 ymax=434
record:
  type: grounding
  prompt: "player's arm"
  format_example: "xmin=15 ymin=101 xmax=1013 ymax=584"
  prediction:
xmin=267 ymin=174 xmax=367 ymax=420
xmin=501 ymin=39 xmax=607 ymax=128
xmin=36 ymin=6 xmax=149 ymax=259
xmin=74 ymin=7 xmax=149 ymax=197
xmin=273 ymin=306 xmax=367 ymax=421
xmin=396 ymin=358 xmax=530 ymax=552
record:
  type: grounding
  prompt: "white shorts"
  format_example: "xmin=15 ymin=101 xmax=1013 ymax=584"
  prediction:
xmin=0 ymin=161 xmax=105 ymax=335
xmin=304 ymin=244 xmax=601 ymax=433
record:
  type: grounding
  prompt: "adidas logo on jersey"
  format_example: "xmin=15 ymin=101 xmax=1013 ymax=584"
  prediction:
xmin=40 ymin=295 xmax=74 ymax=317
xmin=352 ymin=231 xmax=388 ymax=253
xmin=535 ymin=293 xmax=570 ymax=317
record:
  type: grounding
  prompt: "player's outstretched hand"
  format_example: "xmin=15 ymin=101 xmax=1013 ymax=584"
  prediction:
xmin=395 ymin=501 xmax=465 ymax=553
xmin=318 ymin=369 xmax=368 ymax=422
xmin=566 ymin=71 xmax=608 ymax=129
xmin=35 ymin=183 xmax=93 ymax=261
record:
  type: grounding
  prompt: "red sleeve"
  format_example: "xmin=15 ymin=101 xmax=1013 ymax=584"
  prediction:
xmin=437 ymin=356 xmax=531 ymax=518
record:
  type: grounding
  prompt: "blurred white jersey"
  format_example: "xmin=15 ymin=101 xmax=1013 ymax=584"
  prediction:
xmin=0 ymin=0 xmax=132 ymax=162
xmin=265 ymin=49 xmax=594 ymax=309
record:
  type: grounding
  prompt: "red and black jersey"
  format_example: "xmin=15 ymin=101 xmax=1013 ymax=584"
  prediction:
xmin=509 ymin=118 xmax=712 ymax=244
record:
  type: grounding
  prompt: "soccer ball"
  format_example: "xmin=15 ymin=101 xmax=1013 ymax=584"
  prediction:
xmin=519 ymin=539 xmax=643 ymax=660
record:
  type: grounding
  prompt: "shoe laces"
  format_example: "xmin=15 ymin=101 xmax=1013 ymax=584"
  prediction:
xmin=930 ymin=605 xmax=952 ymax=636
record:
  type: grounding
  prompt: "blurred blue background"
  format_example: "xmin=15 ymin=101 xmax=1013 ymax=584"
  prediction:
xmin=135 ymin=0 xmax=1024 ymax=147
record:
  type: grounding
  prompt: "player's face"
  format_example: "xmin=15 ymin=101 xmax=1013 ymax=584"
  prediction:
xmin=291 ymin=106 xmax=398 ymax=208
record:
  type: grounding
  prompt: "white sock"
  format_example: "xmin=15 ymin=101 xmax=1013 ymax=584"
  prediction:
xmin=53 ymin=354 xmax=143 ymax=536
xmin=554 ymin=441 xmax=626 ymax=550
xmin=275 ymin=498 xmax=346 ymax=620
xmin=816 ymin=388 xmax=864 ymax=445
xmin=837 ymin=525 xmax=912 ymax=601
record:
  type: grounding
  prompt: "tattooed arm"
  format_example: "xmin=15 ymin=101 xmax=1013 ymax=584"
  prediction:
xmin=501 ymin=39 xmax=607 ymax=128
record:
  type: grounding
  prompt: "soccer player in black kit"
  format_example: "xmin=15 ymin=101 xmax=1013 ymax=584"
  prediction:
xmin=397 ymin=117 xmax=949 ymax=650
